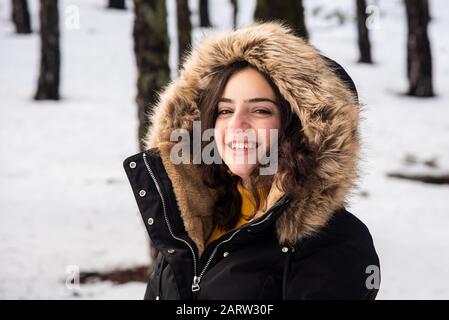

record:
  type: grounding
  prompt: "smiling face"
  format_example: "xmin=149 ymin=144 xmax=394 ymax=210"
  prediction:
xmin=214 ymin=67 xmax=281 ymax=180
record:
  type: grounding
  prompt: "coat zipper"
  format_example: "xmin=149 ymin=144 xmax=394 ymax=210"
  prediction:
xmin=192 ymin=212 xmax=272 ymax=292
xmin=142 ymin=152 xmax=289 ymax=295
xmin=192 ymin=198 xmax=288 ymax=292
xmin=142 ymin=153 xmax=199 ymax=293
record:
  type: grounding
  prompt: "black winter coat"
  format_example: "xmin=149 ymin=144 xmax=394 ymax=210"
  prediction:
xmin=124 ymin=150 xmax=380 ymax=300
xmin=124 ymin=22 xmax=381 ymax=300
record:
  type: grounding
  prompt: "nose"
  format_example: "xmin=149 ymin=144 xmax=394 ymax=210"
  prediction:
xmin=227 ymin=107 xmax=251 ymax=131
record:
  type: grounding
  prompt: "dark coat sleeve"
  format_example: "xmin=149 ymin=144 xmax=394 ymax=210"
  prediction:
xmin=283 ymin=209 xmax=380 ymax=300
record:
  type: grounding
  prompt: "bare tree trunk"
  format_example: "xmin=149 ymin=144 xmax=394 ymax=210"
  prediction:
xmin=199 ymin=0 xmax=211 ymax=27
xmin=133 ymin=0 xmax=170 ymax=149
xmin=356 ymin=0 xmax=372 ymax=63
xmin=34 ymin=0 xmax=60 ymax=100
xmin=176 ymin=0 xmax=191 ymax=70
xmin=108 ymin=0 xmax=126 ymax=9
xmin=12 ymin=0 xmax=32 ymax=34
xmin=254 ymin=0 xmax=308 ymax=40
xmin=405 ymin=0 xmax=434 ymax=97
xmin=230 ymin=0 xmax=238 ymax=29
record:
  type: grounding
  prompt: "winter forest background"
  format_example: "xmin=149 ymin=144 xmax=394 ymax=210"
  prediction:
xmin=1 ymin=0 xmax=448 ymax=299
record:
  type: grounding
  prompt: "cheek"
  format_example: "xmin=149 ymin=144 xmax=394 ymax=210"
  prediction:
xmin=257 ymin=119 xmax=280 ymax=146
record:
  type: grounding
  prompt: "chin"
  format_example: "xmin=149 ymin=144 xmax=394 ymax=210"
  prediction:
xmin=227 ymin=164 xmax=256 ymax=179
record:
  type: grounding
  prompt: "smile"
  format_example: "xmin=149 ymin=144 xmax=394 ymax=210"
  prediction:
xmin=226 ymin=141 xmax=258 ymax=150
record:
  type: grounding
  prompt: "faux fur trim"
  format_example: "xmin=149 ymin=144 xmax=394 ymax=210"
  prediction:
xmin=144 ymin=22 xmax=361 ymax=255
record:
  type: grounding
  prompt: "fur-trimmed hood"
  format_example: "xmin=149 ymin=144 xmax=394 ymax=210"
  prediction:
xmin=143 ymin=22 xmax=361 ymax=255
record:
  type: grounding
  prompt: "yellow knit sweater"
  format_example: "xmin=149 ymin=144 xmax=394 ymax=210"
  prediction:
xmin=206 ymin=181 xmax=267 ymax=246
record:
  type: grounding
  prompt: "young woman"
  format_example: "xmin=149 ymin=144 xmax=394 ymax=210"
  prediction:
xmin=124 ymin=22 xmax=380 ymax=300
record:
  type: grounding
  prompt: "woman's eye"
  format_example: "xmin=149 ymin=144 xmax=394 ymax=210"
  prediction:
xmin=255 ymin=108 xmax=272 ymax=115
xmin=218 ymin=109 xmax=232 ymax=115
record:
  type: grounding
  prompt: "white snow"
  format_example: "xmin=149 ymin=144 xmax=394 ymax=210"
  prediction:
xmin=1 ymin=0 xmax=448 ymax=299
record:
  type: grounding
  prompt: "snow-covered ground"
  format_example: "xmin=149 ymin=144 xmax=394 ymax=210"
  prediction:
xmin=1 ymin=0 xmax=448 ymax=299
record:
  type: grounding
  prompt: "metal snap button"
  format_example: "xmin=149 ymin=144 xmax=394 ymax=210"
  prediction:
xmin=147 ymin=217 xmax=154 ymax=225
xmin=139 ymin=189 xmax=146 ymax=197
xmin=167 ymin=249 xmax=175 ymax=254
xmin=281 ymin=246 xmax=289 ymax=253
xmin=223 ymin=252 xmax=229 ymax=258
xmin=129 ymin=161 xmax=136 ymax=169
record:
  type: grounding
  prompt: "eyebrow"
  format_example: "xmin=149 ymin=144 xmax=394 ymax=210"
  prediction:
xmin=219 ymin=97 xmax=277 ymax=105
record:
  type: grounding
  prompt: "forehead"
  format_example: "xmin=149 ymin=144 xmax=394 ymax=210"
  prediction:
xmin=221 ymin=67 xmax=276 ymax=100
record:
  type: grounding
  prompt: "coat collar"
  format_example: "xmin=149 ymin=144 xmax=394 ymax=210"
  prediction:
xmin=142 ymin=22 xmax=361 ymax=255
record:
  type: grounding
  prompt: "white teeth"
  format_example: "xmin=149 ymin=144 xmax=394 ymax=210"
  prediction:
xmin=230 ymin=142 xmax=257 ymax=150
